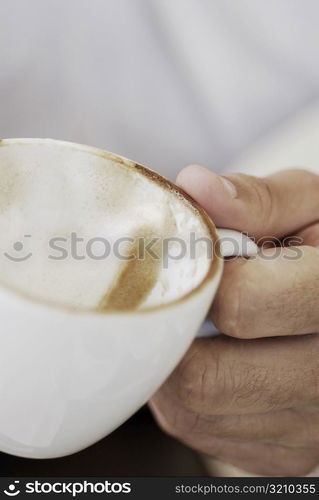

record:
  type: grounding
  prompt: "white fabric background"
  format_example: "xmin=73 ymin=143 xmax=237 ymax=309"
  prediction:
xmin=1 ymin=0 xmax=319 ymax=178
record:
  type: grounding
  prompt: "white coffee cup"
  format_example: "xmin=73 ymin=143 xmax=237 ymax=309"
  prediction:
xmin=0 ymin=138 xmax=257 ymax=458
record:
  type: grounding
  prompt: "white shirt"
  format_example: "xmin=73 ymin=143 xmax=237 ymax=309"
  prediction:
xmin=1 ymin=0 xmax=319 ymax=179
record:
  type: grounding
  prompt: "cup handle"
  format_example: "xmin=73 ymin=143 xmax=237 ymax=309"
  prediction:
xmin=196 ymin=229 xmax=258 ymax=339
xmin=217 ymin=228 xmax=258 ymax=258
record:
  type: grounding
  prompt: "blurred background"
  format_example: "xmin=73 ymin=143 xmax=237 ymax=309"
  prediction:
xmin=2 ymin=0 xmax=319 ymax=179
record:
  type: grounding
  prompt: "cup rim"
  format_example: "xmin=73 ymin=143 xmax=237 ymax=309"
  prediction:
xmin=0 ymin=137 xmax=224 ymax=315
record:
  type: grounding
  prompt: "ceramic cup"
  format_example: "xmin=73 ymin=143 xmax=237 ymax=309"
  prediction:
xmin=0 ymin=139 xmax=257 ymax=458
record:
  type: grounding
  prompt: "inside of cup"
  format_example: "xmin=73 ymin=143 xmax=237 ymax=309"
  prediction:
xmin=0 ymin=139 xmax=215 ymax=311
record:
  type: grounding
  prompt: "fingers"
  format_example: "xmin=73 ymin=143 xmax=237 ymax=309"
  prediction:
xmin=151 ymin=335 xmax=319 ymax=417
xmin=151 ymin=399 xmax=317 ymax=448
xmin=150 ymin=335 xmax=319 ymax=475
xmin=177 ymin=430 xmax=319 ymax=477
xmin=176 ymin=165 xmax=319 ymax=239
xmin=151 ymin=397 xmax=319 ymax=475
xmin=211 ymin=245 xmax=319 ymax=338
xmin=177 ymin=166 xmax=319 ymax=338
xmin=298 ymin=221 xmax=319 ymax=248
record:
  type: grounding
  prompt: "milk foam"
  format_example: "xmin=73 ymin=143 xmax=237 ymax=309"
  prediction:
xmin=0 ymin=140 xmax=213 ymax=310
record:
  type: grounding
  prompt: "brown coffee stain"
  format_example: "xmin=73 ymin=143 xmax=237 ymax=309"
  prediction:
xmin=98 ymin=225 xmax=163 ymax=311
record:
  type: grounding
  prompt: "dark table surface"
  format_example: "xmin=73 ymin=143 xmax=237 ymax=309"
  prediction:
xmin=0 ymin=407 xmax=208 ymax=476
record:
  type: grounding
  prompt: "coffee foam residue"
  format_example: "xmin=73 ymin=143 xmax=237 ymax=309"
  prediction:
xmin=0 ymin=141 xmax=212 ymax=311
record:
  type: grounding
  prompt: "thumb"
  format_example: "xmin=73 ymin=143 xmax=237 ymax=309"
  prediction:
xmin=176 ymin=165 xmax=319 ymax=239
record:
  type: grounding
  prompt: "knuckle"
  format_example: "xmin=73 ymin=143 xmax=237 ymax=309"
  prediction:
xmin=174 ymin=348 xmax=209 ymax=411
xmin=173 ymin=341 xmax=227 ymax=413
xmin=230 ymin=362 xmax=273 ymax=410
xmin=212 ymin=263 xmax=256 ymax=339
xmin=251 ymin=177 xmax=276 ymax=231
xmin=212 ymin=293 xmax=237 ymax=336
xmin=236 ymin=174 xmax=276 ymax=232
xmin=227 ymin=357 xmax=294 ymax=413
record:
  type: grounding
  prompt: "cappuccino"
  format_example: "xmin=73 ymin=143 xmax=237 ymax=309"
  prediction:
xmin=0 ymin=139 xmax=223 ymax=459
xmin=0 ymin=139 xmax=213 ymax=311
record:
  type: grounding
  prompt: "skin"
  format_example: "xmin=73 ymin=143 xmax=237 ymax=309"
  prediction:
xmin=149 ymin=166 xmax=319 ymax=476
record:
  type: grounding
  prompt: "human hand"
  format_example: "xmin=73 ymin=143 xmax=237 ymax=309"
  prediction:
xmin=150 ymin=166 xmax=319 ymax=476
